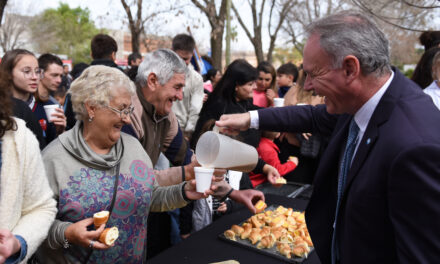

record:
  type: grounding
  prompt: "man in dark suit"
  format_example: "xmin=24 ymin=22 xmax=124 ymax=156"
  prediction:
xmin=216 ymin=11 xmax=440 ymax=264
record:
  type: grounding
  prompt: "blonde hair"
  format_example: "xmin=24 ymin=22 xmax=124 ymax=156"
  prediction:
xmin=284 ymin=69 xmax=324 ymax=106
xmin=68 ymin=65 xmax=135 ymax=121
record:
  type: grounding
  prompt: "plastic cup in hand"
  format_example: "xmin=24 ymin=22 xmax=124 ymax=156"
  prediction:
xmin=43 ymin=104 xmax=59 ymax=122
xmin=273 ymin=98 xmax=285 ymax=107
xmin=196 ymin=131 xmax=258 ymax=172
xmin=194 ymin=167 xmax=214 ymax=193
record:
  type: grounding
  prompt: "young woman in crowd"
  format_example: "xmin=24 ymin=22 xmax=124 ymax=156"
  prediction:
xmin=253 ymin=61 xmax=277 ymax=107
xmin=36 ymin=65 xmax=208 ymax=263
xmin=0 ymin=68 xmax=57 ymax=263
xmin=0 ymin=49 xmax=66 ymax=144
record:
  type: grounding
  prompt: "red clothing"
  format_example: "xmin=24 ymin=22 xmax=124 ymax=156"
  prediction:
xmin=253 ymin=90 xmax=268 ymax=107
xmin=249 ymin=137 xmax=297 ymax=187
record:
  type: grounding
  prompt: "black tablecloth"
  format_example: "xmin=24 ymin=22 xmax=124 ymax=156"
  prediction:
xmin=149 ymin=194 xmax=321 ymax=264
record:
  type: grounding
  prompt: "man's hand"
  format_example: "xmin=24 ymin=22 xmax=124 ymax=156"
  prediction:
xmin=229 ymin=189 xmax=265 ymax=214
xmin=0 ymin=229 xmax=21 ymax=264
xmin=215 ymin=113 xmax=251 ymax=136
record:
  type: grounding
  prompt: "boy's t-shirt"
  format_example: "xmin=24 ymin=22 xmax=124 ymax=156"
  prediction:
xmin=278 ymin=86 xmax=291 ymax=98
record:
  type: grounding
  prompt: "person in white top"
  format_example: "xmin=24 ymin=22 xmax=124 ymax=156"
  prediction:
xmin=423 ymin=50 xmax=440 ymax=110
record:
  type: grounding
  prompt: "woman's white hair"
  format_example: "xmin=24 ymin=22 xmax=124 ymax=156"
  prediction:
xmin=136 ymin=49 xmax=187 ymax=87
xmin=68 ymin=65 xmax=135 ymax=121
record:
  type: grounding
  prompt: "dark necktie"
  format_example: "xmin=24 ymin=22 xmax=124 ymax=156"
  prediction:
xmin=331 ymin=118 xmax=360 ymax=264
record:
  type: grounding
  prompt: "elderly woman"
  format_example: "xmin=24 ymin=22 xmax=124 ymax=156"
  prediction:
xmin=0 ymin=69 xmax=56 ymax=263
xmin=36 ymin=65 xmax=206 ymax=263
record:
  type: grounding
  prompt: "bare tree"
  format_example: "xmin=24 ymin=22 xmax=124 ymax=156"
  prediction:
xmin=120 ymin=0 xmax=182 ymax=54
xmin=231 ymin=0 xmax=297 ymax=64
xmin=282 ymin=0 xmax=346 ymax=55
xmin=351 ymin=0 xmax=439 ymax=31
xmin=190 ymin=0 xmax=228 ymax=70
xmin=0 ymin=13 xmax=28 ymax=52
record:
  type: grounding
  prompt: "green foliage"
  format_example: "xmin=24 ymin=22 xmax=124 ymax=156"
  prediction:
xmin=272 ymin=46 xmax=303 ymax=65
xmin=404 ymin=68 xmax=414 ymax=79
xmin=31 ymin=3 xmax=101 ymax=63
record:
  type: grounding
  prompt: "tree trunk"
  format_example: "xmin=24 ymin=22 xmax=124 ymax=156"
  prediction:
xmin=254 ymin=31 xmax=264 ymax=64
xmin=211 ymin=25 xmax=224 ymax=70
xmin=0 ymin=0 xmax=7 ymax=25
xmin=131 ymin=29 xmax=140 ymax=54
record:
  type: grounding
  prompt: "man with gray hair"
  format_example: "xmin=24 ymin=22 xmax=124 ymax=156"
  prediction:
xmin=216 ymin=11 xmax=440 ymax=263
xmin=130 ymin=49 xmax=265 ymax=258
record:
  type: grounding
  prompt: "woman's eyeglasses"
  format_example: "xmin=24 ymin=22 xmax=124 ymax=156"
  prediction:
xmin=106 ymin=105 xmax=134 ymax=118
xmin=21 ymin=67 xmax=44 ymax=79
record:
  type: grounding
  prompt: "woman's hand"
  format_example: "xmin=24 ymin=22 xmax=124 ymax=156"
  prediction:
xmin=184 ymin=180 xmax=216 ymax=200
xmin=0 ymin=229 xmax=21 ymax=264
xmin=263 ymin=164 xmax=283 ymax=187
xmin=266 ymin=89 xmax=276 ymax=105
xmin=64 ymin=218 xmax=112 ymax=250
xmin=50 ymin=107 xmax=67 ymax=135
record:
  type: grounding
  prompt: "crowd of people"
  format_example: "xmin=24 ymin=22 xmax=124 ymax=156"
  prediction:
xmin=0 ymin=10 xmax=439 ymax=264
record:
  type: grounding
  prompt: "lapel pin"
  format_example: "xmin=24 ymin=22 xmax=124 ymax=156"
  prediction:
xmin=366 ymin=138 xmax=371 ymax=145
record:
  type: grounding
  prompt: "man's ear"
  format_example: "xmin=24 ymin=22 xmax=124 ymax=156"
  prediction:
xmin=147 ymin=73 xmax=158 ymax=92
xmin=342 ymin=55 xmax=360 ymax=82
xmin=111 ymin=51 xmax=116 ymax=61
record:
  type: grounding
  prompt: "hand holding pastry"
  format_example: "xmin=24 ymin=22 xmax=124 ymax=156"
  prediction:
xmin=64 ymin=218 xmax=111 ymax=250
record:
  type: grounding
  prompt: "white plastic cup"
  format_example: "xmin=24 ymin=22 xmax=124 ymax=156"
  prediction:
xmin=196 ymin=131 xmax=258 ymax=172
xmin=273 ymin=98 xmax=285 ymax=107
xmin=43 ymin=104 xmax=60 ymax=122
xmin=194 ymin=167 xmax=214 ymax=193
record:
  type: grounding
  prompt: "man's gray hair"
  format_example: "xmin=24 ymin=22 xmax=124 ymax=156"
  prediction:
xmin=69 ymin=65 xmax=135 ymax=121
xmin=136 ymin=49 xmax=187 ymax=87
xmin=306 ymin=11 xmax=391 ymax=76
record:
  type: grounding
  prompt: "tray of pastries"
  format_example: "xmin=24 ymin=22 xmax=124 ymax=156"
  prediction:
xmin=219 ymin=202 xmax=313 ymax=263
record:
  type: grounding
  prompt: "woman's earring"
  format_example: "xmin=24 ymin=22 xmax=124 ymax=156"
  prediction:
xmin=88 ymin=116 xmax=94 ymax=122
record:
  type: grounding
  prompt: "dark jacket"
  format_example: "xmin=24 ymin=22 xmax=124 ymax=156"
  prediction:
xmin=257 ymin=69 xmax=440 ymax=263
xmin=12 ymin=97 xmax=46 ymax=149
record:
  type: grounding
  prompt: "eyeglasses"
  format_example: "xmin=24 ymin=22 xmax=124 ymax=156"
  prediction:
xmin=21 ymin=67 xmax=44 ymax=79
xmin=106 ymin=105 xmax=134 ymax=119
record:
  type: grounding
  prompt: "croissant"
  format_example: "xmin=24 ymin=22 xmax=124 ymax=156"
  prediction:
xmin=231 ymin=224 xmax=244 ymax=236
xmin=240 ymin=227 xmax=252 ymax=240
xmin=257 ymin=234 xmax=276 ymax=249
xmin=224 ymin=229 xmax=236 ymax=241
xmin=276 ymin=242 xmax=292 ymax=259
xmin=260 ymin=226 xmax=271 ymax=237
xmin=250 ymin=215 xmax=263 ymax=228
xmin=249 ymin=230 xmax=262 ymax=244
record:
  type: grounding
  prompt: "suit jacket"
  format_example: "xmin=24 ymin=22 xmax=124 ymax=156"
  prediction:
xmin=257 ymin=69 xmax=440 ymax=263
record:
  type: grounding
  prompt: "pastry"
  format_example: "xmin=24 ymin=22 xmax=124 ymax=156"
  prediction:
xmin=277 ymin=242 xmax=292 ymax=259
xmin=98 ymin=226 xmax=119 ymax=246
xmin=275 ymin=177 xmax=286 ymax=184
xmin=255 ymin=200 xmax=267 ymax=213
xmin=231 ymin=224 xmax=244 ymax=236
xmin=93 ymin=210 xmax=109 ymax=228
xmin=224 ymin=229 xmax=236 ymax=241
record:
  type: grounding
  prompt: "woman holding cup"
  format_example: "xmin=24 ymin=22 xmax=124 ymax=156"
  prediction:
xmin=36 ymin=65 xmax=208 ymax=263
xmin=0 ymin=49 xmax=66 ymax=144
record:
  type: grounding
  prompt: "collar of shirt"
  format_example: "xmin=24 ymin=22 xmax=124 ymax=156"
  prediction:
xmin=352 ymin=70 xmax=394 ymax=155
